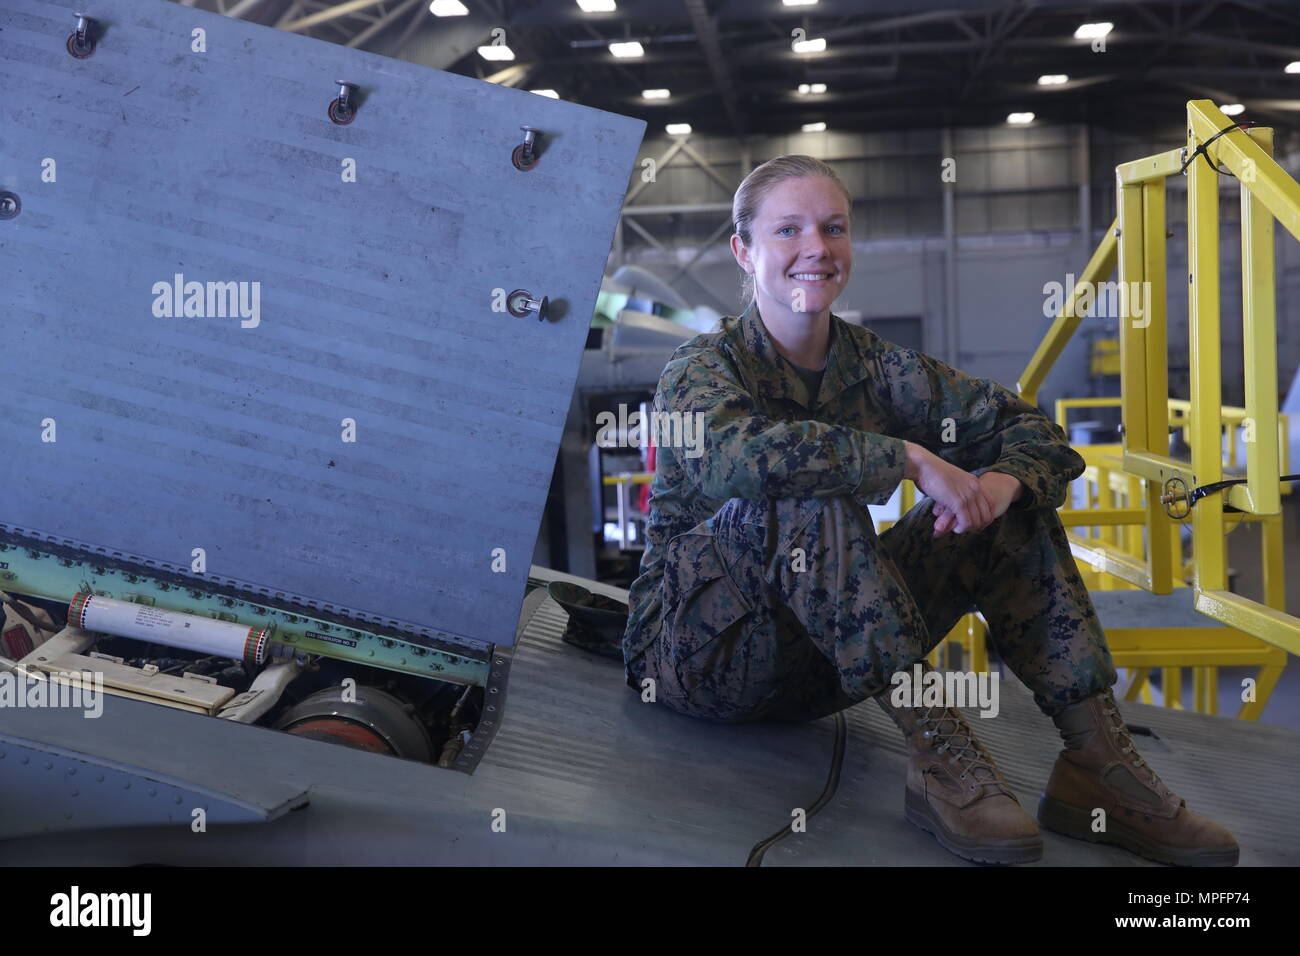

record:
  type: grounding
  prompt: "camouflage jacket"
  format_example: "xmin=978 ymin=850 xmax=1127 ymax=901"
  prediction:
xmin=621 ymin=304 xmax=1086 ymax=674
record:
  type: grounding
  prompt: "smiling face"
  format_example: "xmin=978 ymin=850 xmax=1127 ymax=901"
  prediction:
xmin=731 ymin=175 xmax=852 ymax=323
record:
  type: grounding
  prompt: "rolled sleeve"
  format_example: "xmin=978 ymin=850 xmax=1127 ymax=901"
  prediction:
xmin=881 ymin=347 xmax=1085 ymax=510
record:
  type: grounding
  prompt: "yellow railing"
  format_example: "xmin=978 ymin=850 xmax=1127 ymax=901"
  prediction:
xmin=1053 ymin=397 xmax=1288 ymax=717
xmin=1016 ymin=101 xmax=1297 ymax=717
xmin=1165 ymin=399 xmax=1291 ymax=487
xmin=1055 ymin=397 xmax=1290 ymax=498
xmin=1020 ymin=224 xmax=1118 ymax=408
xmin=1122 ymin=102 xmax=1293 ymax=648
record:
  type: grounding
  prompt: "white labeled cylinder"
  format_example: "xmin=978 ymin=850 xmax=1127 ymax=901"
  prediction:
xmin=69 ymin=592 xmax=269 ymax=664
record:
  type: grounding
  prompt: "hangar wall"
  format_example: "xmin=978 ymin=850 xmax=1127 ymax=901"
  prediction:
xmin=614 ymin=122 xmax=1300 ymax=415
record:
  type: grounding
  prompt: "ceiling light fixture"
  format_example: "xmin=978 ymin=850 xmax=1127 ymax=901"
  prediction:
xmin=792 ymin=37 xmax=827 ymax=54
xmin=1074 ymin=22 xmax=1112 ymax=40
xmin=429 ymin=0 xmax=468 ymax=15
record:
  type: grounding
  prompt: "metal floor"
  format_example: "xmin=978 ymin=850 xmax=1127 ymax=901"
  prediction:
xmin=498 ymin=571 xmax=1299 ymax=867
xmin=1 ymin=568 xmax=1296 ymax=865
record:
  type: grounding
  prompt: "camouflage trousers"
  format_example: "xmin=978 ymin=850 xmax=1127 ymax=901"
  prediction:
xmin=630 ymin=491 xmax=1117 ymax=723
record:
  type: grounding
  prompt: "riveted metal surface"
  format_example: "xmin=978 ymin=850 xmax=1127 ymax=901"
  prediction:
xmin=0 ymin=734 xmax=307 ymax=839
xmin=0 ymin=570 xmax=1295 ymax=862
xmin=0 ymin=0 xmax=645 ymax=649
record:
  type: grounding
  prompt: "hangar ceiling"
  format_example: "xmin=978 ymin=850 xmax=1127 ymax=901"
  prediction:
xmin=173 ymin=0 xmax=1300 ymax=137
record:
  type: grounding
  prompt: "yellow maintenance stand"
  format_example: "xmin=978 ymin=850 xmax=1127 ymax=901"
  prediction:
xmin=1006 ymin=100 xmax=1296 ymax=720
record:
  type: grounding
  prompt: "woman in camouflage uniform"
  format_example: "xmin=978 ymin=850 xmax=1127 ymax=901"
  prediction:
xmin=621 ymin=154 xmax=1237 ymax=867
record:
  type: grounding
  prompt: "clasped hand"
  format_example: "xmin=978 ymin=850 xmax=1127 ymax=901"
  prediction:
xmin=904 ymin=442 xmax=1023 ymax=537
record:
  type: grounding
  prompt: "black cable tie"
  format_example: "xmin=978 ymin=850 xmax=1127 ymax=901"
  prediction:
xmin=1180 ymin=121 xmax=1260 ymax=178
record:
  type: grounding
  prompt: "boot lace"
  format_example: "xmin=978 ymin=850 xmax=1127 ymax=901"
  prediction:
xmin=1102 ymin=703 xmax=1175 ymax=801
xmin=918 ymin=707 xmax=1004 ymax=793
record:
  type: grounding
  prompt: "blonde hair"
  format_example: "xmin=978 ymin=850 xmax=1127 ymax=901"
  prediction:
xmin=732 ymin=154 xmax=853 ymax=314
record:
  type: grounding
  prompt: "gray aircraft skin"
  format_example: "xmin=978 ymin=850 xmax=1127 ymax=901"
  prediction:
xmin=2 ymin=567 xmax=1293 ymax=866
xmin=1 ymin=0 xmax=1293 ymax=867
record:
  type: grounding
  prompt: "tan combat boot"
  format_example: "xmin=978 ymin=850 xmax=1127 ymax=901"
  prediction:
xmin=1038 ymin=689 xmax=1239 ymax=867
xmin=876 ymin=694 xmax=1042 ymax=864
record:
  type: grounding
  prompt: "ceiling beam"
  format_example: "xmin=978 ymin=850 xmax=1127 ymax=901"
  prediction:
xmin=956 ymin=0 xmax=1035 ymax=104
xmin=681 ymin=0 xmax=745 ymax=137
xmin=346 ymin=0 xmax=421 ymax=48
xmin=279 ymin=0 xmax=387 ymax=33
